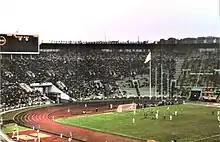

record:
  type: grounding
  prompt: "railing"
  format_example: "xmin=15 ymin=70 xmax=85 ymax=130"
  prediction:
xmin=0 ymin=129 xmax=15 ymax=142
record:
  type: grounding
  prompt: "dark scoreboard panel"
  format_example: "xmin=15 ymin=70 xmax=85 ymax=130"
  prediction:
xmin=0 ymin=33 xmax=39 ymax=54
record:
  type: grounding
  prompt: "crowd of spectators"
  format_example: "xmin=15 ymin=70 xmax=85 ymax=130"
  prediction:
xmin=0 ymin=83 xmax=47 ymax=110
xmin=0 ymin=43 xmax=219 ymax=107
xmin=178 ymin=48 xmax=220 ymax=87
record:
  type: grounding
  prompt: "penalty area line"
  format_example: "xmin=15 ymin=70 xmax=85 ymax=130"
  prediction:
xmin=189 ymin=134 xmax=220 ymax=142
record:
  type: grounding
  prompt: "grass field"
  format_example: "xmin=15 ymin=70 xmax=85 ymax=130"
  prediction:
xmin=56 ymin=104 xmax=220 ymax=142
xmin=2 ymin=123 xmax=30 ymax=133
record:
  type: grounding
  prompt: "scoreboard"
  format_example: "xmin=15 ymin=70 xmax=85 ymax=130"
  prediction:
xmin=0 ymin=33 xmax=39 ymax=54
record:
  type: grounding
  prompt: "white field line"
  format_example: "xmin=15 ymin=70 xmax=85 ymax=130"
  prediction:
xmin=185 ymin=102 xmax=220 ymax=108
xmin=65 ymin=111 xmax=115 ymax=118
xmin=189 ymin=133 xmax=220 ymax=142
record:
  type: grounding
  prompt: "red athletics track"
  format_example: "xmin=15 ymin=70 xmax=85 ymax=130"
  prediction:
xmin=14 ymin=105 xmax=144 ymax=142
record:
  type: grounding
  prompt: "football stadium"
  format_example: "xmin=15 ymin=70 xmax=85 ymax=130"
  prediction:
xmin=1 ymin=1 xmax=220 ymax=142
xmin=0 ymin=34 xmax=220 ymax=142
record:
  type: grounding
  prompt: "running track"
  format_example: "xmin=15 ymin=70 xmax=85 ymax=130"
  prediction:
xmin=14 ymin=105 xmax=143 ymax=142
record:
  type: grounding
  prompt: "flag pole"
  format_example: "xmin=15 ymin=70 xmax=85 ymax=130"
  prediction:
xmin=155 ymin=66 xmax=157 ymax=99
xmin=144 ymin=51 xmax=151 ymax=99
xmin=161 ymin=63 xmax=163 ymax=100
xmin=167 ymin=71 xmax=169 ymax=98
xmin=149 ymin=50 xmax=152 ymax=100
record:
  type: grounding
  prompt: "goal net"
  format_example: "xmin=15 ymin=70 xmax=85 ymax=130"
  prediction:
xmin=117 ymin=103 xmax=137 ymax=112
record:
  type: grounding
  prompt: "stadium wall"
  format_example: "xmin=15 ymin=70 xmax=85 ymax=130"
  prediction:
xmin=72 ymin=98 xmax=184 ymax=107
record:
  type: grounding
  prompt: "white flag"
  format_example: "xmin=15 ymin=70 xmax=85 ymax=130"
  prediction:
xmin=144 ymin=52 xmax=151 ymax=63
xmin=213 ymin=39 xmax=216 ymax=43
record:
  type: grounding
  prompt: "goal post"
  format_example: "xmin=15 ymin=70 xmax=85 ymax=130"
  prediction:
xmin=116 ymin=103 xmax=137 ymax=112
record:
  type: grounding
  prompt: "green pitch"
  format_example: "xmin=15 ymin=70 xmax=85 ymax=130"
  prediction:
xmin=56 ymin=104 xmax=220 ymax=142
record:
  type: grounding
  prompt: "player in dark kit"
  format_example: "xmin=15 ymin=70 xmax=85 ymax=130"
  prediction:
xmin=96 ymin=107 xmax=98 ymax=112
xmin=144 ymin=112 xmax=148 ymax=118
xmin=172 ymin=138 xmax=177 ymax=142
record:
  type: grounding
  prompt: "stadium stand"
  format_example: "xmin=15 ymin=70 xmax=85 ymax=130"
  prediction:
xmin=0 ymin=37 xmax=220 ymax=108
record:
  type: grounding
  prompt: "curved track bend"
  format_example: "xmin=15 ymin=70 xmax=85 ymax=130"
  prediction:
xmin=14 ymin=105 xmax=143 ymax=142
